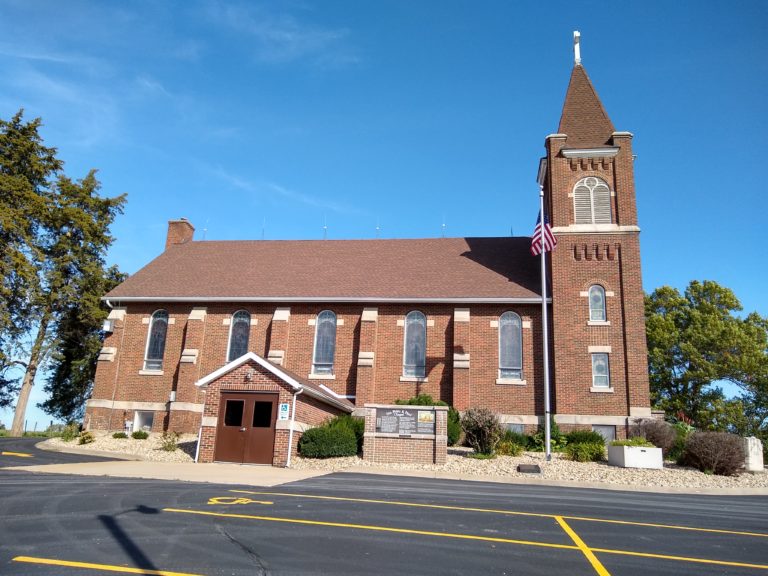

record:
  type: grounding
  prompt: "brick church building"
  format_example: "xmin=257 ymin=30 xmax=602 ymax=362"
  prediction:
xmin=85 ymin=55 xmax=651 ymax=466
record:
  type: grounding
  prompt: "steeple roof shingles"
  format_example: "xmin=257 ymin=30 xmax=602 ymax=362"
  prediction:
xmin=557 ymin=65 xmax=615 ymax=148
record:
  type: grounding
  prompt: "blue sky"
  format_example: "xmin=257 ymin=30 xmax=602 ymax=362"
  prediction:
xmin=1 ymin=1 xmax=766 ymax=429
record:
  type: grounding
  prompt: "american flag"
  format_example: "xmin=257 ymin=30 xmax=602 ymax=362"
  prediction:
xmin=530 ymin=211 xmax=557 ymax=256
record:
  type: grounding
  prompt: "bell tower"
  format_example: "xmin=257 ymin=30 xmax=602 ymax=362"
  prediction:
xmin=539 ymin=32 xmax=651 ymax=435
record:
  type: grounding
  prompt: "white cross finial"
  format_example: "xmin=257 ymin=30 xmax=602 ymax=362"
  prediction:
xmin=574 ymin=31 xmax=581 ymax=65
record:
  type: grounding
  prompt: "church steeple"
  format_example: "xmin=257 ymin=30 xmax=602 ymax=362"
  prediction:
xmin=557 ymin=65 xmax=615 ymax=148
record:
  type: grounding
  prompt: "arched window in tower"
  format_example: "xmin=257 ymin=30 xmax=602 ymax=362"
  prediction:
xmin=403 ymin=311 xmax=427 ymax=378
xmin=312 ymin=310 xmax=337 ymax=375
xmin=227 ymin=310 xmax=251 ymax=362
xmin=589 ymin=285 xmax=607 ymax=322
xmin=144 ymin=310 xmax=168 ymax=370
xmin=499 ymin=312 xmax=523 ymax=380
xmin=573 ymin=176 xmax=611 ymax=224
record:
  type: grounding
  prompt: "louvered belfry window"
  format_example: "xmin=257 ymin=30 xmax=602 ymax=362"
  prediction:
xmin=312 ymin=310 xmax=337 ymax=375
xmin=573 ymin=177 xmax=611 ymax=224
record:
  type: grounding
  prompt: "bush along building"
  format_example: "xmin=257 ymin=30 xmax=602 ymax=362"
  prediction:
xmin=85 ymin=50 xmax=651 ymax=466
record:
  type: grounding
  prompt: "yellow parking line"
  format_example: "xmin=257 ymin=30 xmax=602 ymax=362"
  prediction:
xmin=555 ymin=516 xmax=611 ymax=576
xmin=163 ymin=507 xmax=579 ymax=551
xmin=592 ymin=547 xmax=768 ymax=571
xmin=1 ymin=451 xmax=33 ymax=457
xmin=13 ymin=556 xmax=203 ymax=576
xmin=230 ymin=490 xmax=768 ymax=539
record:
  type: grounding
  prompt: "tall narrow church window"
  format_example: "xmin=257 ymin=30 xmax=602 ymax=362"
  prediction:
xmin=227 ymin=310 xmax=251 ymax=362
xmin=403 ymin=311 xmax=427 ymax=378
xmin=573 ymin=177 xmax=611 ymax=224
xmin=589 ymin=285 xmax=607 ymax=321
xmin=312 ymin=310 xmax=337 ymax=375
xmin=144 ymin=310 xmax=168 ymax=370
xmin=499 ymin=312 xmax=523 ymax=380
xmin=592 ymin=353 xmax=610 ymax=388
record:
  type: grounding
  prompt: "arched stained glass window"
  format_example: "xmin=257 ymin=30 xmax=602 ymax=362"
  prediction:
xmin=499 ymin=312 xmax=523 ymax=380
xmin=227 ymin=310 xmax=251 ymax=362
xmin=589 ymin=285 xmax=607 ymax=322
xmin=403 ymin=311 xmax=427 ymax=378
xmin=573 ymin=177 xmax=611 ymax=224
xmin=312 ymin=310 xmax=337 ymax=375
xmin=144 ymin=310 xmax=168 ymax=370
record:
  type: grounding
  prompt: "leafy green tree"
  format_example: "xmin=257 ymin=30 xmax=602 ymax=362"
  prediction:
xmin=645 ymin=280 xmax=768 ymax=436
xmin=0 ymin=110 xmax=126 ymax=435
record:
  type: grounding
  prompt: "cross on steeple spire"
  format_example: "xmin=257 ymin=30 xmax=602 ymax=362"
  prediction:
xmin=574 ymin=30 xmax=581 ymax=65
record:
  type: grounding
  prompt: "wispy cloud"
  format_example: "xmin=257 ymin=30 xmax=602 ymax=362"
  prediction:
xmin=136 ymin=75 xmax=172 ymax=98
xmin=204 ymin=1 xmax=359 ymax=67
xmin=206 ymin=165 xmax=364 ymax=215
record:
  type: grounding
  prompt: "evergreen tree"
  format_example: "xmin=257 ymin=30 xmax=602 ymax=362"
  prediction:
xmin=0 ymin=110 xmax=126 ymax=434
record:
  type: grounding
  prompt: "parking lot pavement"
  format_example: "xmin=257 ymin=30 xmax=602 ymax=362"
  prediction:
xmin=2 ymin=470 xmax=767 ymax=576
xmin=0 ymin=437 xmax=120 ymax=467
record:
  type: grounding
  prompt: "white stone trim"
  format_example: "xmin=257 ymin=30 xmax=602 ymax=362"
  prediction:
xmin=361 ymin=308 xmax=378 ymax=322
xmin=180 ymin=348 xmax=199 ymax=364
xmin=273 ymin=307 xmax=291 ymax=321
xmin=555 ymin=414 xmax=628 ymax=426
xmin=611 ymin=131 xmax=633 ymax=138
xmin=109 ymin=296 xmax=552 ymax=304
xmin=587 ymin=320 xmax=611 ymax=326
xmin=629 ymin=406 xmax=653 ymax=418
xmin=399 ymin=376 xmax=428 ymax=383
xmin=454 ymin=308 xmax=470 ymax=323
xmin=453 ymin=352 xmax=470 ymax=369
xmin=496 ymin=378 xmax=527 ymax=386
xmin=267 ymin=350 xmax=285 ymax=365
xmin=579 ymin=291 xmax=589 ymax=297
xmin=590 ymin=386 xmax=615 ymax=393
xmin=169 ymin=402 xmax=204 ymax=413
xmin=308 ymin=373 xmax=335 ymax=380
xmin=142 ymin=317 xmax=150 ymax=324
xmin=396 ymin=319 xmax=405 ymax=327
xmin=337 ymin=318 xmax=345 ymax=326
xmin=588 ymin=345 xmax=612 ymax=353
xmin=498 ymin=414 xmax=539 ymax=425
xmin=606 ymin=291 xmax=615 ymax=297
xmin=250 ymin=318 xmax=259 ymax=325
xmin=357 ymin=351 xmax=374 ymax=367
xmin=522 ymin=320 xmax=531 ymax=329
xmin=139 ymin=369 xmax=164 ymax=376
xmin=86 ymin=399 xmax=167 ymax=411
xmin=107 ymin=307 xmax=127 ymax=321
xmin=427 ymin=319 xmax=435 ymax=327
xmin=308 ymin=318 xmax=316 ymax=326
xmin=552 ymin=224 xmax=640 ymax=234
xmin=223 ymin=318 xmax=231 ymax=326
xmin=276 ymin=420 xmax=312 ymax=432
xmin=188 ymin=307 xmax=207 ymax=321
xmin=201 ymin=416 xmax=217 ymax=427
xmin=561 ymin=147 xmax=620 ymax=158
xmin=98 ymin=347 xmax=117 ymax=362
xmin=490 ymin=320 xmax=499 ymax=328
xmin=168 ymin=318 xmax=176 ymax=325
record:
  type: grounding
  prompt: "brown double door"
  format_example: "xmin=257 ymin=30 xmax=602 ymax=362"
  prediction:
xmin=214 ymin=392 xmax=278 ymax=464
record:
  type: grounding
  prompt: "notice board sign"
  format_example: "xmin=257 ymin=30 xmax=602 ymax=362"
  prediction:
xmin=375 ymin=408 xmax=435 ymax=435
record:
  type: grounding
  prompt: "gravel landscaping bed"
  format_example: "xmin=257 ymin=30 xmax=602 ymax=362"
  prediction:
xmin=43 ymin=433 xmax=768 ymax=490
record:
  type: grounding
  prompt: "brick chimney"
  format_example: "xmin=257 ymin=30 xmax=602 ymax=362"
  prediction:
xmin=165 ymin=218 xmax=195 ymax=250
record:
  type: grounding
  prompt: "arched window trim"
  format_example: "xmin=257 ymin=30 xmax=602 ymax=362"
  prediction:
xmin=226 ymin=310 xmax=251 ymax=362
xmin=143 ymin=310 xmax=168 ymax=371
xmin=312 ymin=310 xmax=337 ymax=375
xmin=573 ymin=176 xmax=611 ymax=224
xmin=588 ymin=285 xmax=607 ymax=322
xmin=498 ymin=311 xmax=523 ymax=381
xmin=402 ymin=310 xmax=427 ymax=378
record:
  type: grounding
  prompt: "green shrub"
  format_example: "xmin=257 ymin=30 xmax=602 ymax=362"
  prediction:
xmin=565 ymin=441 xmax=605 ymax=462
xmin=112 ymin=432 xmax=128 ymax=439
xmin=394 ymin=394 xmax=460 ymax=446
xmin=496 ymin=440 xmax=524 ymax=457
xmin=461 ymin=408 xmax=503 ymax=455
xmin=630 ymin=419 xmax=676 ymax=457
xmin=681 ymin=432 xmax=744 ymax=476
xmin=326 ymin=414 xmax=365 ymax=453
xmin=502 ymin=429 xmax=530 ymax=449
xmin=531 ymin=417 xmax=567 ymax=452
xmin=669 ymin=421 xmax=695 ymax=462
xmin=298 ymin=426 xmax=357 ymax=458
xmin=611 ymin=436 xmax=654 ymax=447
xmin=78 ymin=431 xmax=95 ymax=445
xmin=132 ymin=430 xmax=149 ymax=440
xmin=565 ymin=430 xmax=606 ymax=445
xmin=466 ymin=452 xmax=497 ymax=460
xmin=160 ymin=431 xmax=179 ymax=452
xmin=60 ymin=424 xmax=80 ymax=442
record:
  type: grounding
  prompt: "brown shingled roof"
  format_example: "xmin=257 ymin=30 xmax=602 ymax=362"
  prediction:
xmin=107 ymin=237 xmax=541 ymax=302
xmin=557 ymin=65 xmax=615 ymax=148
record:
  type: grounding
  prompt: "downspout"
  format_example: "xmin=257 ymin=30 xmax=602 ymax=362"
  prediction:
xmin=194 ymin=422 xmax=202 ymax=463
xmin=285 ymin=387 xmax=304 ymax=468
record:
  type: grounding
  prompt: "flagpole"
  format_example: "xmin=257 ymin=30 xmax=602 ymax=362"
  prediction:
xmin=539 ymin=185 xmax=552 ymax=462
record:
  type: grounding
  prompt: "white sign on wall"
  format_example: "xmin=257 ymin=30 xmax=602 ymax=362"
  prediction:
xmin=278 ymin=403 xmax=290 ymax=421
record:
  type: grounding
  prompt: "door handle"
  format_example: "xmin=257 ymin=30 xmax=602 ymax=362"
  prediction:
xmin=240 ymin=427 xmax=247 ymax=432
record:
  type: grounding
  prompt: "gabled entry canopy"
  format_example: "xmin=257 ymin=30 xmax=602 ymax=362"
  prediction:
xmin=195 ymin=351 xmax=354 ymax=413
